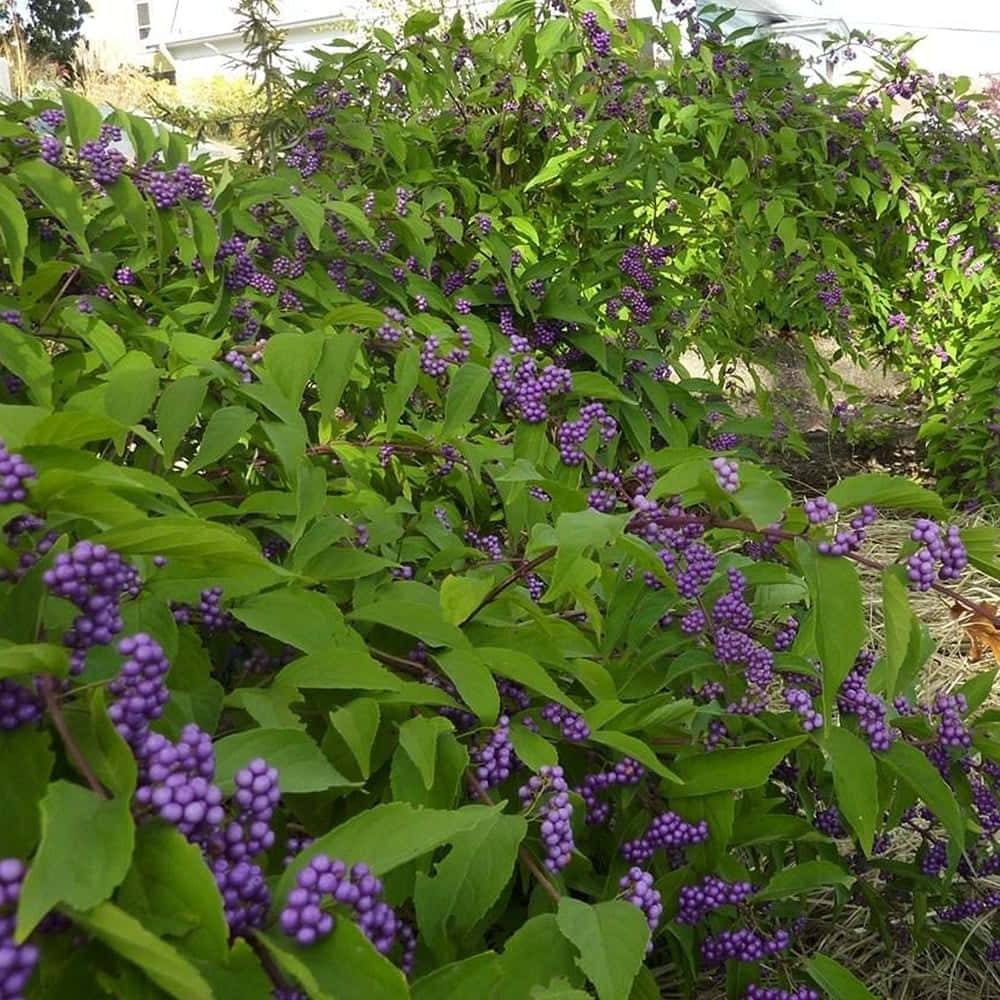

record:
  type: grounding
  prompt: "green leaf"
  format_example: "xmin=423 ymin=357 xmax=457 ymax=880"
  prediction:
xmin=670 ymin=737 xmax=807 ymax=797
xmin=105 ymin=365 xmax=160 ymax=427
xmin=524 ymin=149 xmax=585 ymax=191
xmin=755 ymin=860 xmax=854 ymax=902
xmin=806 ymin=953 xmax=884 ymax=1000
xmin=62 ymin=689 xmax=137 ymax=797
xmin=476 ymin=648 xmax=581 ymax=712
xmin=0 ymin=728 xmax=53 ymax=857
xmin=106 ymin=175 xmax=148 ymax=240
xmin=822 ymin=727 xmax=878 ymax=855
xmin=186 ymin=202 xmax=218 ymax=280
xmin=414 ymin=812 xmax=527 ymax=960
xmin=412 ymin=953 xmax=503 ymax=1000
xmin=881 ymin=571 xmax=913 ymax=702
xmin=316 ymin=330 xmax=364 ymax=412
xmin=282 ymin=195 xmax=325 ymax=249
xmin=185 ymin=405 xmax=256 ymax=474
xmin=329 ymin=698 xmax=381 ymax=778
xmin=556 ymin=898 xmax=649 ymax=1000
xmin=259 ymin=921 xmax=409 ymax=1000
xmin=16 ymin=159 xmax=88 ymax=249
xmin=276 ymin=649 xmax=401 ymax=692
xmin=436 ymin=648 xmax=499 ymax=723
xmin=0 ymin=320 xmax=52 ymax=405
xmin=118 ymin=824 xmax=228 ymax=964
xmin=590 ymin=730 xmax=681 ymax=783
xmin=443 ymin=362 xmax=492 ymax=435
xmin=797 ymin=542 xmax=865 ymax=734
xmin=231 ymin=588 xmax=342 ymax=654
xmin=881 ymin=741 xmax=964 ymax=845
xmin=0 ymin=183 xmax=29 ymax=283
xmin=493 ymin=913 xmax=585 ymax=999
xmin=826 ymin=474 xmax=945 ymax=517
xmin=404 ymin=9 xmax=440 ymax=35
xmin=265 ymin=331 xmax=325 ymax=408
xmin=399 ymin=715 xmax=451 ymax=789
xmin=570 ymin=372 xmax=635 ymax=404
xmin=98 ymin=517 xmax=266 ymax=564
xmin=439 ymin=574 xmax=494 ymax=625
xmin=765 ymin=197 xmax=784 ymax=231
xmin=70 ymin=902 xmax=214 ymax=1000
xmin=386 ymin=345 xmax=419 ymax=436
xmin=349 ymin=600 xmax=470 ymax=648
xmin=18 ymin=782 xmax=134 ymax=938
xmin=0 ymin=641 xmax=69 ymax=678
xmin=547 ymin=510 xmax=626 ymax=601
xmin=510 ymin=723 xmax=558 ymax=770
xmin=273 ymin=802 xmax=498 ymax=914
xmin=777 ymin=215 xmax=798 ymax=253
xmin=213 ymin=728 xmax=355 ymax=795
xmin=732 ymin=470 xmax=790 ymax=529
xmin=61 ymin=90 xmax=102 ymax=148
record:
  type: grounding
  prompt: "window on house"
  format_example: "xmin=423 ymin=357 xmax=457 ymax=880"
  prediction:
xmin=137 ymin=1 xmax=151 ymax=40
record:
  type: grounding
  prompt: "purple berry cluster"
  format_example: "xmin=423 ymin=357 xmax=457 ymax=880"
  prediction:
xmin=906 ymin=519 xmax=968 ymax=590
xmin=0 ymin=440 xmax=35 ymax=503
xmin=581 ymin=11 xmax=612 ymax=57
xmin=79 ymin=137 xmax=127 ymax=186
xmin=743 ymin=986 xmax=820 ymax=1000
xmin=576 ymin=757 xmax=645 ymax=824
xmin=107 ymin=633 xmax=171 ymax=750
xmin=773 ymin=616 xmax=799 ymax=651
xmin=557 ymin=402 xmax=618 ymax=465
xmin=470 ymin=715 xmax=516 ymax=788
xmin=518 ymin=765 xmax=574 ymax=872
xmin=803 ymin=496 xmax=837 ymax=524
xmin=280 ymin=856 xmax=415 ymax=972
xmin=701 ymin=925 xmax=791 ymax=964
xmin=491 ymin=352 xmax=571 ymax=423
xmin=43 ymin=541 xmax=140 ymax=674
xmin=621 ymin=811 xmax=709 ymax=865
xmin=837 ymin=658 xmax=893 ymax=751
xmin=818 ymin=504 xmax=877 ymax=556
xmin=587 ymin=470 xmax=621 ymax=512
xmin=784 ymin=687 xmax=823 ymax=731
xmin=0 ymin=858 xmax=39 ymax=999
xmin=0 ymin=679 xmax=41 ymax=731
xmin=618 ymin=868 xmax=662 ymax=951
xmin=540 ymin=702 xmax=590 ymax=741
xmin=676 ymin=875 xmax=754 ymax=924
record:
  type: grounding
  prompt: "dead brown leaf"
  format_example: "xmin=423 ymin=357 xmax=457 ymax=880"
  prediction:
xmin=951 ymin=602 xmax=1000 ymax=664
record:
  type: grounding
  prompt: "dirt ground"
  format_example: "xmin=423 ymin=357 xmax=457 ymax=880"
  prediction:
xmin=678 ymin=336 xmax=928 ymax=491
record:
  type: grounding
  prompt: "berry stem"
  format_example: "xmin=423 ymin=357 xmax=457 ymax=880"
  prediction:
xmin=465 ymin=771 xmax=561 ymax=903
xmin=39 ymin=676 xmax=108 ymax=800
xmin=459 ymin=546 xmax=557 ymax=625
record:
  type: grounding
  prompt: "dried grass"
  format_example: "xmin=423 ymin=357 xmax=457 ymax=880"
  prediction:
xmin=654 ymin=508 xmax=1000 ymax=999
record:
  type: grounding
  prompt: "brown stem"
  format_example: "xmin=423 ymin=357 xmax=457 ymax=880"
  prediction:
xmin=38 ymin=265 xmax=81 ymax=328
xmin=465 ymin=772 xmax=561 ymax=903
xmin=459 ymin=546 xmax=557 ymax=625
xmin=368 ymin=647 xmax=430 ymax=678
xmin=248 ymin=934 xmax=288 ymax=991
xmin=40 ymin=676 xmax=108 ymax=800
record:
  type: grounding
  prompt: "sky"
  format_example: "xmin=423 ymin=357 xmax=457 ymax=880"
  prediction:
xmin=697 ymin=0 xmax=1000 ymax=75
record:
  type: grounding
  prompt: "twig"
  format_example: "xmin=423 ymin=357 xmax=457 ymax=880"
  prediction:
xmin=38 ymin=265 xmax=81 ymax=328
xmin=368 ymin=647 xmax=429 ymax=678
xmin=459 ymin=546 xmax=557 ymax=625
xmin=465 ymin=771 xmax=561 ymax=903
xmin=248 ymin=934 xmax=289 ymax=992
xmin=39 ymin=675 xmax=108 ymax=800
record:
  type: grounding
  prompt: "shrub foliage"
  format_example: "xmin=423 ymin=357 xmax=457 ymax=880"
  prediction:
xmin=0 ymin=3 xmax=999 ymax=998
